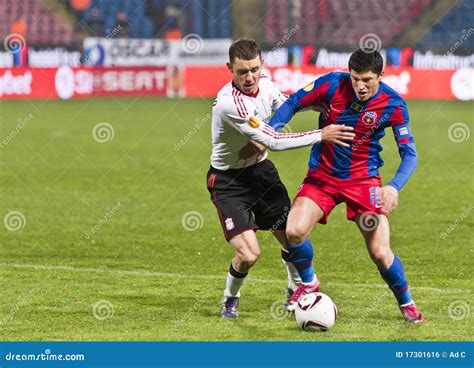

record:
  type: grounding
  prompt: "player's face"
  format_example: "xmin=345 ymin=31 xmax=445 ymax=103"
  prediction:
xmin=349 ymin=70 xmax=381 ymax=101
xmin=227 ymin=56 xmax=262 ymax=95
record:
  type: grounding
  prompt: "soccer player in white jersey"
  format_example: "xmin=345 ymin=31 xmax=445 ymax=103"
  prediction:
xmin=206 ymin=39 xmax=354 ymax=318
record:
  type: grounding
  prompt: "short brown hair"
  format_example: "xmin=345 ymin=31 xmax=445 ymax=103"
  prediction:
xmin=348 ymin=49 xmax=384 ymax=75
xmin=229 ymin=38 xmax=261 ymax=64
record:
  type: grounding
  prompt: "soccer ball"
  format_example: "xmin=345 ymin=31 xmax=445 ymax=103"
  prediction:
xmin=295 ymin=292 xmax=338 ymax=332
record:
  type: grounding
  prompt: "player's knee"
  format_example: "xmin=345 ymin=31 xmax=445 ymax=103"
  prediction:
xmin=369 ymin=246 xmax=392 ymax=269
xmin=240 ymin=249 xmax=260 ymax=267
xmin=286 ymin=224 xmax=308 ymax=245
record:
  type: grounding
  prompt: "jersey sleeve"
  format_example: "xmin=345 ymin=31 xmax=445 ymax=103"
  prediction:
xmin=387 ymin=101 xmax=418 ymax=191
xmin=269 ymin=72 xmax=338 ymax=131
xmin=218 ymin=95 xmax=322 ymax=151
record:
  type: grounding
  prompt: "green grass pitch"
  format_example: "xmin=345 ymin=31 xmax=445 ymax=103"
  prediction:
xmin=0 ymin=97 xmax=472 ymax=341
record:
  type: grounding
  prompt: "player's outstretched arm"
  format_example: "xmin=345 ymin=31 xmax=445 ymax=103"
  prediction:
xmin=226 ymin=115 xmax=354 ymax=151
xmin=383 ymin=103 xmax=419 ymax=212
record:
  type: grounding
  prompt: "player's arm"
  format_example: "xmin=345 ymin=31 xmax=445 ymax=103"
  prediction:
xmin=382 ymin=102 xmax=418 ymax=212
xmin=225 ymin=114 xmax=354 ymax=151
xmin=269 ymin=73 xmax=336 ymax=131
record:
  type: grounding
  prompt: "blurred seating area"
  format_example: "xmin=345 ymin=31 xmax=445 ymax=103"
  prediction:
xmin=264 ymin=0 xmax=434 ymax=49
xmin=1 ymin=0 xmax=472 ymax=54
xmin=0 ymin=0 xmax=79 ymax=48
xmin=417 ymin=0 xmax=474 ymax=53
xmin=65 ymin=0 xmax=231 ymax=39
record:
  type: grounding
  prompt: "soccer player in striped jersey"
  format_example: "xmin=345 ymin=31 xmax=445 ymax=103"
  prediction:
xmin=207 ymin=39 xmax=355 ymax=319
xmin=270 ymin=48 xmax=424 ymax=323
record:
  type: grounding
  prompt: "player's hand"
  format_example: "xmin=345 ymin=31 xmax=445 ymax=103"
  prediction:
xmin=381 ymin=185 xmax=398 ymax=213
xmin=238 ymin=140 xmax=267 ymax=161
xmin=320 ymin=124 xmax=355 ymax=147
xmin=311 ymin=102 xmax=330 ymax=120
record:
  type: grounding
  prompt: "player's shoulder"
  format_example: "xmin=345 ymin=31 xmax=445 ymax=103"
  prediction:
xmin=214 ymin=82 xmax=250 ymax=117
xmin=258 ymin=72 xmax=277 ymax=88
xmin=380 ymin=81 xmax=406 ymax=107
xmin=311 ymin=71 xmax=349 ymax=87
xmin=215 ymin=82 xmax=240 ymax=106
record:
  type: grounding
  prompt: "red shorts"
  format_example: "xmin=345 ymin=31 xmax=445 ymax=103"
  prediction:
xmin=295 ymin=169 xmax=388 ymax=224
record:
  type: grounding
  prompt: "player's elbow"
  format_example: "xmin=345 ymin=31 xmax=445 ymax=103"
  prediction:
xmin=408 ymin=149 xmax=418 ymax=169
xmin=267 ymin=140 xmax=285 ymax=151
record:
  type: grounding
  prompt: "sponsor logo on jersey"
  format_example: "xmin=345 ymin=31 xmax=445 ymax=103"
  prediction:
xmin=350 ymin=102 xmax=363 ymax=112
xmin=303 ymin=81 xmax=314 ymax=91
xmin=362 ymin=111 xmax=377 ymax=126
xmin=248 ymin=116 xmax=260 ymax=128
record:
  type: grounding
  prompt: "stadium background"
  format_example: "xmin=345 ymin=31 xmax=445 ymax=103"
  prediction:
xmin=0 ymin=0 xmax=472 ymax=341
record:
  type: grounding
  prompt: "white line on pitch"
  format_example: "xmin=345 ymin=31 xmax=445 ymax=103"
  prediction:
xmin=1 ymin=263 xmax=470 ymax=294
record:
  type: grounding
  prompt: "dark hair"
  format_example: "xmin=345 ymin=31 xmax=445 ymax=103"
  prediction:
xmin=348 ymin=49 xmax=383 ymax=75
xmin=229 ymin=38 xmax=261 ymax=64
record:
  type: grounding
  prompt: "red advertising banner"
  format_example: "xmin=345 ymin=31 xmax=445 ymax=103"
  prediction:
xmin=1 ymin=66 xmax=472 ymax=100
xmin=184 ymin=66 xmax=473 ymax=101
xmin=0 ymin=66 xmax=169 ymax=100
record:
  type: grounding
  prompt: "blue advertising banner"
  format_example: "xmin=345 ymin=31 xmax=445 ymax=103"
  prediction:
xmin=0 ymin=342 xmax=472 ymax=367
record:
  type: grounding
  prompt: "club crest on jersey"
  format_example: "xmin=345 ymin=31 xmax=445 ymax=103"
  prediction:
xmin=362 ymin=111 xmax=377 ymax=126
xmin=225 ymin=218 xmax=235 ymax=230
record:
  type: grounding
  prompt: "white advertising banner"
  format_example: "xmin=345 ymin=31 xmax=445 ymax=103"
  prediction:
xmin=83 ymin=37 xmax=232 ymax=67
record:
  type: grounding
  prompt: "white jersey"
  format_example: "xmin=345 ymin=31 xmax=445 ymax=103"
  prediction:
xmin=210 ymin=76 xmax=322 ymax=170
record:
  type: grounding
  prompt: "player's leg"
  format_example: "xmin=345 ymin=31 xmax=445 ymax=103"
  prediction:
xmin=284 ymin=196 xmax=326 ymax=310
xmin=207 ymin=167 xmax=259 ymax=319
xmin=250 ymin=160 xmax=301 ymax=294
xmin=225 ymin=230 xmax=260 ymax=293
xmin=354 ymin=213 xmax=424 ymax=323
xmin=272 ymin=229 xmax=301 ymax=294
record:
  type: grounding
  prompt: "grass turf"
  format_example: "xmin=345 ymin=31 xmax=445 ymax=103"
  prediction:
xmin=0 ymin=97 xmax=472 ymax=341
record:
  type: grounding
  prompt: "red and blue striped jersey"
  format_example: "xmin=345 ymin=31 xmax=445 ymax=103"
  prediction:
xmin=269 ymin=72 xmax=418 ymax=191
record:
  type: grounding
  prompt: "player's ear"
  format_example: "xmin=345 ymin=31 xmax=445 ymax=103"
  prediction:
xmin=380 ymin=70 xmax=385 ymax=78
xmin=226 ymin=62 xmax=232 ymax=73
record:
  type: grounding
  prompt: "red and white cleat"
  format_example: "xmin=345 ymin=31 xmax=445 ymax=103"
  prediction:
xmin=285 ymin=279 xmax=320 ymax=312
xmin=400 ymin=302 xmax=425 ymax=324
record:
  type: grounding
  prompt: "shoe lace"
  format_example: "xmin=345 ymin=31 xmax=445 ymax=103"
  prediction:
xmin=289 ymin=285 xmax=307 ymax=303
xmin=403 ymin=304 xmax=419 ymax=318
